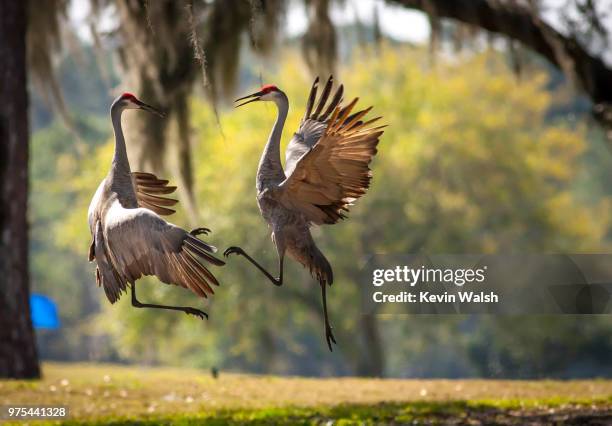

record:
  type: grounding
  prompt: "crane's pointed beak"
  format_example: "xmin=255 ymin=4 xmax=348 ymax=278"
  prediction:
xmin=136 ymin=100 xmax=166 ymax=118
xmin=234 ymin=91 xmax=263 ymax=108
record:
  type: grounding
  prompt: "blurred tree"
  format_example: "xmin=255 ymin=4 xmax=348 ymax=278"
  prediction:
xmin=387 ymin=0 xmax=612 ymax=139
xmin=0 ymin=0 xmax=40 ymax=378
xmin=30 ymin=116 xmax=109 ymax=362
xmin=303 ymin=0 xmax=337 ymax=77
xmin=27 ymin=0 xmax=70 ymax=127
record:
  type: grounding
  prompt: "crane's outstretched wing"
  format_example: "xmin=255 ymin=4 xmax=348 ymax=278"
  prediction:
xmin=95 ymin=201 xmax=224 ymax=303
xmin=132 ymin=171 xmax=178 ymax=216
xmin=285 ymin=76 xmax=344 ymax=176
xmin=88 ymin=173 xmax=178 ymax=263
xmin=279 ymin=97 xmax=385 ymax=225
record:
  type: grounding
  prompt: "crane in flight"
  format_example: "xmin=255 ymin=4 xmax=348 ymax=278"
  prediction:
xmin=226 ymin=76 xmax=385 ymax=350
xmin=88 ymin=93 xmax=224 ymax=319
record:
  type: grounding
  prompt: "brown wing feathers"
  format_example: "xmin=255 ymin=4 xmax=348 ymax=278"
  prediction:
xmin=303 ymin=76 xmax=319 ymax=120
xmin=303 ymin=75 xmax=344 ymax=124
xmin=132 ymin=172 xmax=179 ymax=216
xmin=291 ymin=76 xmax=385 ymax=224
xmin=320 ymin=84 xmax=344 ymax=122
xmin=312 ymin=76 xmax=334 ymax=118
xmin=173 ymin=234 xmax=224 ymax=298
xmin=131 ymin=171 xmax=225 ymax=298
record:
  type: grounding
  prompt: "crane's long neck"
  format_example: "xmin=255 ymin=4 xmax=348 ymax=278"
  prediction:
xmin=110 ymin=104 xmax=132 ymax=176
xmin=257 ymin=95 xmax=288 ymax=191
xmin=108 ymin=103 xmax=139 ymax=208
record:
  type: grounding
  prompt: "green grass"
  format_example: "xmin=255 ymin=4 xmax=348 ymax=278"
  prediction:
xmin=1 ymin=363 xmax=611 ymax=425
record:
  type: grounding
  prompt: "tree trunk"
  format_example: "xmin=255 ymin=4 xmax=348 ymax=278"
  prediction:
xmin=356 ymin=314 xmax=385 ymax=377
xmin=349 ymin=267 xmax=385 ymax=377
xmin=0 ymin=0 xmax=40 ymax=379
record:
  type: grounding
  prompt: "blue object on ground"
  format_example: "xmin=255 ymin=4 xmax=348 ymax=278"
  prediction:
xmin=30 ymin=294 xmax=60 ymax=329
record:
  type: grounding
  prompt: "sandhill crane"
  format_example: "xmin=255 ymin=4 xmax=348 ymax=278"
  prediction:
xmin=225 ymin=76 xmax=385 ymax=350
xmin=88 ymin=92 xmax=224 ymax=319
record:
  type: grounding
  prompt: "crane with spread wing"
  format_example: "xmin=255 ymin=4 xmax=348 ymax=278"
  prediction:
xmin=226 ymin=76 xmax=385 ymax=350
xmin=88 ymin=93 xmax=224 ymax=319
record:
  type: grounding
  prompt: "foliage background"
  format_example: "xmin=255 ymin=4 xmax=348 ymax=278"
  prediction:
xmin=30 ymin=37 xmax=612 ymax=377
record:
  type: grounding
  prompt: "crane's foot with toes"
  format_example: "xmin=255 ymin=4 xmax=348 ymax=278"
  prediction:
xmin=326 ymin=324 xmax=337 ymax=351
xmin=184 ymin=307 xmax=208 ymax=320
xmin=190 ymin=227 xmax=211 ymax=237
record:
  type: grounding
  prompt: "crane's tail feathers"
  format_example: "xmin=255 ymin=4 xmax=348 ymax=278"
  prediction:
xmin=97 ymin=264 xmax=127 ymax=304
xmin=132 ymin=171 xmax=179 ymax=216
xmin=94 ymin=221 xmax=128 ymax=304
xmin=309 ymin=246 xmax=333 ymax=287
xmin=88 ymin=239 xmax=95 ymax=261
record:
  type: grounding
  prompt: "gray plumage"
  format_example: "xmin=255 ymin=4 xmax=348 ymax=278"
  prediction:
xmin=88 ymin=93 xmax=223 ymax=319
xmin=227 ymin=76 xmax=385 ymax=350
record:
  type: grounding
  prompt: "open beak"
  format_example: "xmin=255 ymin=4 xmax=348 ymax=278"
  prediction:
xmin=136 ymin=100 xmax=166 ymax=118
xmin=234 ymin=91 xmax=263 ymax=108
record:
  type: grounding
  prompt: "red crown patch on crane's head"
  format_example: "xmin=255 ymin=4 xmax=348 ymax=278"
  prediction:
xmin=121 ymin=92 xmax=137 ymax=101
xmin=260 ymin=84 xmax=279 ymax=93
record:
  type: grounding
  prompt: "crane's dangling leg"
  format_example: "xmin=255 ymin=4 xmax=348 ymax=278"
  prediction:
xmin=223 ymin=246 xmax=284 ymax=287
xmin=321 ymin=281 xmax=337 ymax=351
xmin=130 ymin=282 xmax=208 ymax=320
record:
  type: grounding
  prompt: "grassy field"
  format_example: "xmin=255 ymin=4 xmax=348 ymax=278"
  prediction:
xmin=0 ymin=363 xmax=611 ymax=425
